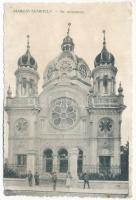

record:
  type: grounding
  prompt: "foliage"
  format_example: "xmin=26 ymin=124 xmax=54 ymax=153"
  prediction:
xmin=79 ymin=172 xmax=127 ymax=181
xmin=120 ymin=141 xmax=129 ymax=180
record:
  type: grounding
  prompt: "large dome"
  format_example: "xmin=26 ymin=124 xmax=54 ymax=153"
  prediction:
xmin=43 ymin=23 xmax=91 ymax=85
xmin=43 ymin=51 xmax=90 ymax=81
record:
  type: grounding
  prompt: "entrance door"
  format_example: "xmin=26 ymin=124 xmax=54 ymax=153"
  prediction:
xmin=99 ymin=156 xmax=111 ymax=175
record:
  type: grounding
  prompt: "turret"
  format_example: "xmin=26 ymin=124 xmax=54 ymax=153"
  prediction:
xmin=92 ymin=30 xmax=117 ymax=96
xmin=15 ymin=35 xmax=39 ymax=97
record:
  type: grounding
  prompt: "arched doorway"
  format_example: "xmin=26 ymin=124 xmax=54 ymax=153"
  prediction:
xmin=43 ymin=149 xmax=53 ymax=173
xmin=58 ymin=148 xmax=68 ymax=173
xmin=77 ymin=149 xmax=83 ymax=175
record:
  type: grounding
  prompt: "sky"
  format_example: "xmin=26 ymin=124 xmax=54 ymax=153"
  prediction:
xmin=4 ymin=2 xmax=132 ymax=157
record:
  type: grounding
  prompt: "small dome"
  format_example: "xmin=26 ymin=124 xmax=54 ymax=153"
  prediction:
xmin=61 ymin=23 xmax=74 ymax=52
xmin=94 ymin=47 xmax=115 ymax=67
xmin=18 ymin=35 xmax=37 ymax=70
xmin=94 ymin=30 xmax=115 ymax=67
xmin=61 ymin=35 xmax=74 ymax=52
xmin=18 ymin=49 xmax=37 ymax=70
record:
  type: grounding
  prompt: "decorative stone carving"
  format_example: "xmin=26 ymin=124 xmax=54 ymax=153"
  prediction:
xmin=79 ymin=64 xmax=87 ymax=78
xmin=47 ymin=65 xmax=55 ymax=80
xmin=15 ymin=118 xmax=28 ymax=133
xmin=58 ymin=58 xmax=73 ymax=73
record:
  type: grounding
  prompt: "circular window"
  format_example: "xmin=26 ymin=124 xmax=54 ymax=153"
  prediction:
xmin=98 ymin=118 xmax=113 ymax=133
xmin=79 ymin=65 xmax=87 ymax=78
xmin=15 ymin=118 xmax=28 ymax=133
xmin=50 ymin=97 xmax=78 ymax=129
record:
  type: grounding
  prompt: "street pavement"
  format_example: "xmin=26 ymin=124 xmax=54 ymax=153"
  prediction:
xmin=4 ymin=182 xmax=129 ymax=197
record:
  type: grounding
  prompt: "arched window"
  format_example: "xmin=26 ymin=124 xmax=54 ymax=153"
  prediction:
xmin=103 ymin=75 xmax=108 ymax=94
xmin=98 ymin=78 xmax=100 ymax=93
xmin=43 ymin=149 xmax=53 ymax=173
xmin=22 ymin=78 xmax=27 ymax=95
xmin=77 ymin=149 xmax=83 ymax=175
xmin=58 ymin=149 xmax=68 ymax=173
xmin=29 ymin=79 xmax=34 ymax=95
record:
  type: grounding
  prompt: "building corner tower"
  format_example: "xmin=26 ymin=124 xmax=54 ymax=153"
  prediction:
xmin=88 ymin=30 xmax=126 ymax=175
xmin=5 ymin=35 xmax=40 ymax=174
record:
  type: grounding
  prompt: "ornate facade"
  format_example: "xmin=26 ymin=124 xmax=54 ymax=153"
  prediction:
xmin=5 ymin=25 xmax=126 ymax=179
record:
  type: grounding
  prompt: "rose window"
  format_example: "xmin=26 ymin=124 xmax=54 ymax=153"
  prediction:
xmin=50 ymin=97 xmax=78 ymax=129
xmin=15 ymin=118 xmax=28 ymax=133
xmin=99 ymin=118 xmax=113 ymax=133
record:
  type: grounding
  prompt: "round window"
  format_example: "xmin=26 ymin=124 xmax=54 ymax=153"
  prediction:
xmin=15 ymin=118 xmax=28 ymax=133
xmin=98 ymin=118 xmax=113 ymax=133
xmin=50 ymin=97 xmax=78 ymax=129
xmin=79 ymin=64 xmax=87 ymax=78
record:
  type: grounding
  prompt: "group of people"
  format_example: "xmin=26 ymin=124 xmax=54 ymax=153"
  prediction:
xmin=50 ymin=171 xmax=72 ymax=191
xmin=27 ymin=171 xmax=40 ymax=186
xmin=27 ymin=171 xmax=90 ymax=190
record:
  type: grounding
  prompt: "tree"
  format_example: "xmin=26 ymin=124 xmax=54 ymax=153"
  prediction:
xmin=120 ymin=141 xmax=129 ymax=180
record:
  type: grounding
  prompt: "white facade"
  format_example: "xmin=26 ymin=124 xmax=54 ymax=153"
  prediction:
xmin=5 ymin=27 xmax=126 ymax=179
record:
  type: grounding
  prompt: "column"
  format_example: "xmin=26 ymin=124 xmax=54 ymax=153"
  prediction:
xmin=38 ymin=154 xmax=43 ymax=174
xmin=90 ymin=139 xmax=98 ymax=173
xmin=27 ymin=151 xmax=36 ymax=174
xmin=69 ymin=147 xmax=78 ymax=180
xmin=109 ymin=80 xmax=112 ymax=95
xmin=53 ymin=153 xmax=58 ymax=173
xmin=113 ymin=139 xmax=121 ymax=174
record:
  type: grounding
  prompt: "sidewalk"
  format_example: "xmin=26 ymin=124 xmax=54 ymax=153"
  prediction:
xmin=4 ymin=184 xmax=129 ymax=197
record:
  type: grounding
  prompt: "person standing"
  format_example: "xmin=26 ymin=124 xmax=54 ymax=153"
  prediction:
xmin=66 ymin=172 xmax=72 ymax=189
xmin=27 ymin=170 xmax=33 ymax=186
xmin=34 ymin=171 xmax=40 ymax=185
xmin=83 ymin=172 xmax=90 ymax=189
xmin=52 ymin=172 xmax=57 ymax=191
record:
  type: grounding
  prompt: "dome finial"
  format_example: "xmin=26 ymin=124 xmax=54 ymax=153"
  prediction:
xmin=102 ymin=30 xmax=106 ymax=48
xmin=67 ymin=23 xmax=71 ymax=36
xmin=118 ymin=81 xmax=123 ymax=95
xmin=27 ymin=34 xmax=30 ymax=50
xmin=61 ymin=23 xmax=74 ymax=52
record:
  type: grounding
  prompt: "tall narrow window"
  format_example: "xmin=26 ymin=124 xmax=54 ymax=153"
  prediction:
xmin=43 ymin=149 xmax=53 ymax=173
xmin=29 ymin=79 xmax=34 ymax=95
xmin=103 ymin=75 xmax=108 ymax=94
xmin=98 ymin=79 xmax=100 ymax=93
xmin=22 ymin=78 xmax=27 ymax=95
xmin=58 ymin=149 xmax=68 ymax=173
xmin=77 ymin=149 xmax=83 ymax=175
